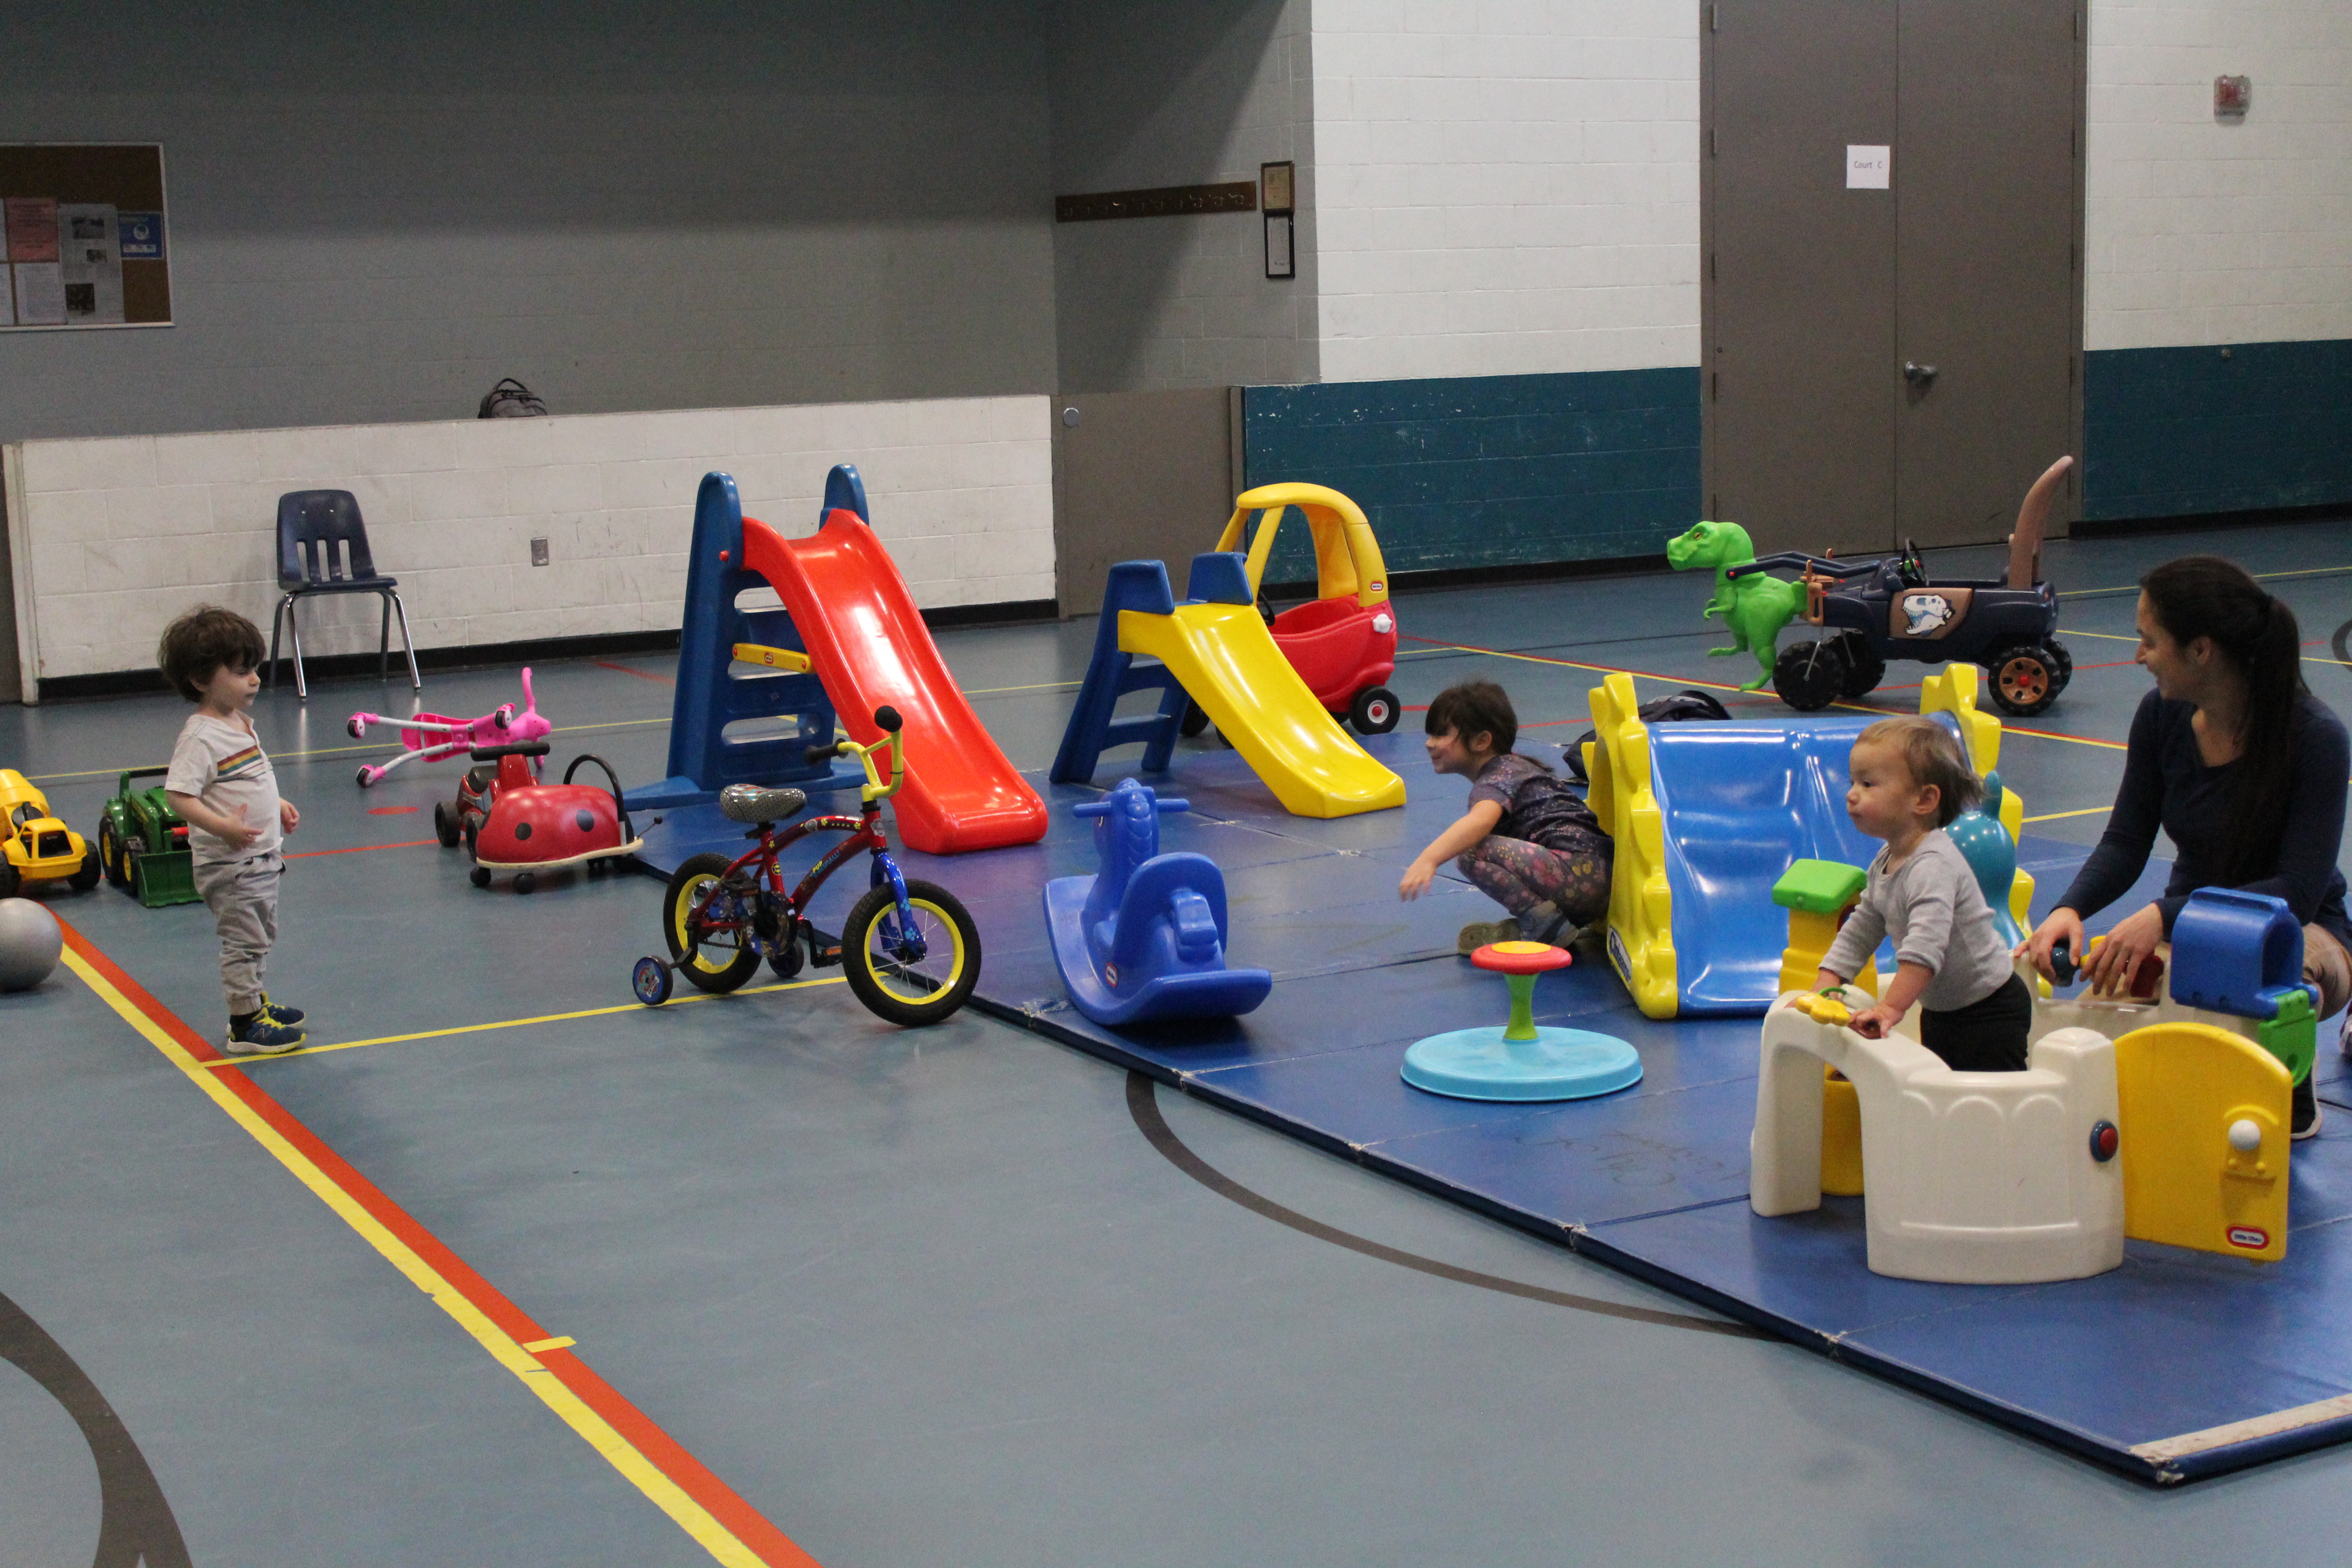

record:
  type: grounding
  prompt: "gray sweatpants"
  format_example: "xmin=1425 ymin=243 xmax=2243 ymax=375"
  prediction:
xmin=194 ymin=852 xmax=282 ymax=1016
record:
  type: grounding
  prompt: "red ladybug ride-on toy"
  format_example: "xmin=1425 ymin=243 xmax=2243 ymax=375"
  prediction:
xmin=1205 ymin=482 xmax=1400 ymax=735
xmin=449 ymin=742 xmax=641 ymax=893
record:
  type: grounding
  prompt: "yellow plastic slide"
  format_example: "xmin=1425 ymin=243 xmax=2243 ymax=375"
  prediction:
xmin=1117 ymin=602 xmax=1405 ymax=818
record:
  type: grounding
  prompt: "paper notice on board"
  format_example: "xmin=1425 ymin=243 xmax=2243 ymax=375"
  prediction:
xmin=5 ymin=197 xmax=65 ymax=325
xmin=58 ymin=203 xmax=123 ymax=323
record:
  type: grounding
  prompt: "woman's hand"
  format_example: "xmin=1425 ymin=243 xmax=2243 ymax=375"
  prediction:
xmin=2083 ymin=903 xmax=2166 ymax=994
xmin=2018 ymin=907 xmax=2087 ymax=981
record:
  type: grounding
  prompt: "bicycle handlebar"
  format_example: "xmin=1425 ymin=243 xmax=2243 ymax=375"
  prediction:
xmin=804 ymin=706 xmax=908 ymax=804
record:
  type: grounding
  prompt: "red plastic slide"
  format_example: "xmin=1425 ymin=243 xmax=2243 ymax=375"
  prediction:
xmin=740 ymin=510 xmax=1047 ymax=855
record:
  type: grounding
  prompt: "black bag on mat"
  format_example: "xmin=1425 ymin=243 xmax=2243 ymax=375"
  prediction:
xmin=1563 ymin=688 xmax=1731 ymax=781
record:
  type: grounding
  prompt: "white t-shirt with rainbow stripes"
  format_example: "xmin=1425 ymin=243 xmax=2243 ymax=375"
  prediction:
xmin=165 ymin=711 xmax=282 ymax=864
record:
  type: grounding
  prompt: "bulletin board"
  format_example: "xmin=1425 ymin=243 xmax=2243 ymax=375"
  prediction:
xmin=0 ymin=144 xmax=171 ymax=330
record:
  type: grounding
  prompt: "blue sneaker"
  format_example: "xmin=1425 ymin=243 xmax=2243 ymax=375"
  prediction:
xmin=258 ymin=995 xmax=305 ymax=1027
xmin=224 ymin=1014 xmax=305 ymax=1055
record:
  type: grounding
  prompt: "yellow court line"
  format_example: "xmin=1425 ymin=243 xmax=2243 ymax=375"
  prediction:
xmin=2062 ymin=564 xmax=2352 ymax=600
xmin=2024 ymin=807 xmax=2111 ymax=823
xmin=525 ymin=1336 xmax=578 ymax=1354
xmin=210 ymin=975 xmax=850 ymax=1066
xmin=28 ymin=716 xmax=671 ymax=783
xmin=1409 ymin=637 xmax=2144 ymax=750
xmin=962 ymin=678 xmax=1081 ymax=696
xmin=2062 ymin=628 xmax=2138 ymax=642
xmin=60 ymin=946 xmax=782 ymax=1568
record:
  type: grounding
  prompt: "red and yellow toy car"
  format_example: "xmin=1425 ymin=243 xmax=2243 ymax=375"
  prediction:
xmin=451 ymin=743 xmax=641 ymax=894
xmin=1212 ymin=483 xmax=1400 ymax=733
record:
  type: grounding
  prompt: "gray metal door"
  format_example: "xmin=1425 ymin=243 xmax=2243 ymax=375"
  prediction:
xmin=1703 ymin=0 xmax=1900 ymax=557
xmin=1051 ymin=389 xmax=1240 ymax=619
xmin=1704 ymin=0 xmax=2083 ymax=555
xmin=1894 ymin=0 xmax=2084 ymax=548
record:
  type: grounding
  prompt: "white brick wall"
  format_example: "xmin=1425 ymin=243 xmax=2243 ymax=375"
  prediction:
xmin=1308 ymin=0 xmax=1702 ymax=382
xmin=2086 ymin=0 xmax=2352 ymax=350
xmin=1049 ymin=0 xmax=1319 ymax=390
xmin=5 ymin=398 xmax=1053 ymax=697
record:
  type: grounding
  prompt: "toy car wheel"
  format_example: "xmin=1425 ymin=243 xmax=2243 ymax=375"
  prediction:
xmin=632 ymin=956 xmax=672 ymax=1007
xmin=1831 ymin=632 xmax=1885 ymax=699
xmin=433 ymin=801 xmax=461 ymax=849
xmin=0 ymin=861 xmax=18 ymax=899
xmin=1348 ymin=686 xmax=1401 ymax=734
xmin=663 ymin=853 xmax=762 ymax=994
xmin=98 ymin=818 xmax=127 ymax=890
xmin=1178 ymin=701 xmax=1210 ymax=738
xmin=70 ymin=845 xmax=101 ymax=892
xmin=346 ymin=716 xmax=365 ymax=740
xmin=1984 ymin=642 xmax=2063 ymax=717
xmin=2041 ymin=637 xmax=2073 ymax=697
xmin=470 ymin=865 xmax=491 ymax=889
xmin=842 ymin=878 xmax=981 ymax=1027
xmin=1772 ymin=640 xmax=1847 ymax=712
xmin=514 ymin=871 xmax=536 ymax=896
xmin=355 ymin=765 xmax=374 ymax=789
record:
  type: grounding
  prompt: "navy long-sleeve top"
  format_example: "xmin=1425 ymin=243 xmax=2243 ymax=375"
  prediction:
xmin=2055 ymin=689 xmax=2352 ymax=951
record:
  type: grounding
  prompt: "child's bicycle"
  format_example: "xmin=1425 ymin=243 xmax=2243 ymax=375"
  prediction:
xmin=629 ymin=703 xmax=981 ymax=1027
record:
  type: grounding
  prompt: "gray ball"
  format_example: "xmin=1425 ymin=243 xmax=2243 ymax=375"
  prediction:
xmin=0 ymin=899 xmax=64 ymax=992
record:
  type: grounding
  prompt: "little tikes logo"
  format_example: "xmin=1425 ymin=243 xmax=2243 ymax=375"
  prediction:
xmin=2227 ymin=1225 xmax=2270 ymax=1250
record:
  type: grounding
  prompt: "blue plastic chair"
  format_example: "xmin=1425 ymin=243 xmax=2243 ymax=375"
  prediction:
xmin=267 ymin=490 xmax=419 ymax=698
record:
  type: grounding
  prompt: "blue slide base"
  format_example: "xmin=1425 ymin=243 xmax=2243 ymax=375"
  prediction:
xmin=1044 ymin=874 xmax=1273 ymax=1027
xmin=1401 ymin=1026 xmax=1642 ymax=1102
xmin=622 ymin=728 xmax=2352 ymax=1485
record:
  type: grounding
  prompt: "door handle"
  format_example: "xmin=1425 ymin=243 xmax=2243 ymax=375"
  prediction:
xmin=1903 ymin=360 xmax=1939 ymax=385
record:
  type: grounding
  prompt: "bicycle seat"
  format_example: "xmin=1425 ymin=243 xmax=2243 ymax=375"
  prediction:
xmin=719 ymin=784 xmax=808 ymax=824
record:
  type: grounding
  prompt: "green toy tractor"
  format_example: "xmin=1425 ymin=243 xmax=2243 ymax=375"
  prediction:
xmin=98 ymin=767 xmax=199 ymax=907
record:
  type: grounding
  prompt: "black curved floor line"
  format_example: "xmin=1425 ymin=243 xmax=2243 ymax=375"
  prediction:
xmin=1126 ymin=1072 xmax=1764 ymax=1340
xmin=0 ymin=1287 xmax=191 ymax=1568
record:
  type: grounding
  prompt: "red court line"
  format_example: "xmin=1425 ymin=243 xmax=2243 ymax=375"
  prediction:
xmin=58 ymin=921 xmax=818 ymax=1568
xmin=286 ymin=839 xmax=438 ymax=859
xmin=598 ymin=659 xmax=676 ymax=685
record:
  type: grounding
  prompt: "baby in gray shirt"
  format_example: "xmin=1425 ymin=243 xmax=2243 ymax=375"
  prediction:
xmin=1814 ymin=717 xmax=2031 ymax=1073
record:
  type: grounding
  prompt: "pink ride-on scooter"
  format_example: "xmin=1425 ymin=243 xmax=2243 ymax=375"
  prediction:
xmin=347 ymin=668 xmax=555 ymax=787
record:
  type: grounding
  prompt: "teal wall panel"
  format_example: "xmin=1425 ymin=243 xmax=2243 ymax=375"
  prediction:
xmin=2083 ymin=339 xmax=2352 ymax=522
xmin=1240 ymin=369 xmax=1701 ymax=586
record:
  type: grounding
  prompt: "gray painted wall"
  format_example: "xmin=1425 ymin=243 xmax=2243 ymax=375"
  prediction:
xmin=1049 ymin=0 xmax=1316 ymax=392
xmin=0 ymin=1 xmax=1058 ymax=446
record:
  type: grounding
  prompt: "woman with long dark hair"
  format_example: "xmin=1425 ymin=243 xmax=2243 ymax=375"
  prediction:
xmin=2020 ymin=556 xmax=2351 ymax=1138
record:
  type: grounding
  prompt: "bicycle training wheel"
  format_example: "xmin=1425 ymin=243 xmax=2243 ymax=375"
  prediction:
xmin=841 ymin=878 xmax=981 ymax=1027
xmin=662 ymin=853 xmax=762 ymax=994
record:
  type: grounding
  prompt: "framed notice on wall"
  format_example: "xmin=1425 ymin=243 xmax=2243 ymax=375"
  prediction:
xmin=0 ymin=144 xmax=170 ymax=330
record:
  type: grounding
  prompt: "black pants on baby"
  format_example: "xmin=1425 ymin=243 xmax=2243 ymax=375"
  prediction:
xmin=1919 ymin=972 xmax=2033 ymax=1073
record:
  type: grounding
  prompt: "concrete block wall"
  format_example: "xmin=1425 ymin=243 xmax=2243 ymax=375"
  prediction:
xmin=2086 ymin=0 xmax=2352 ymax=351
xmin=1049 ymin=0 xmax=1318 ymax=391
xmin=5 ymin=397 xmax=1052 ymax=698
xmin=1308 ymin=0 xmax=1702 ymax=384
xmin=0 ymin=2 xmax=1056 ymax=448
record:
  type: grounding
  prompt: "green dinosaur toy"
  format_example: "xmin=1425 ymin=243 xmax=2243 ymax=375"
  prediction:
xmin=1666 ymin=519 xmax=1804 ymax=691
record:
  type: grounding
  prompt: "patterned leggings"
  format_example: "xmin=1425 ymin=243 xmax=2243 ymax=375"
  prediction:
xmin=1456 ymin=830 xmax=1612 ymax=935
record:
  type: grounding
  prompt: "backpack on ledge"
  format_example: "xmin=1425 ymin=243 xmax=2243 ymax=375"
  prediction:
xmin=478 ymin=377 xmax=548 ymax=418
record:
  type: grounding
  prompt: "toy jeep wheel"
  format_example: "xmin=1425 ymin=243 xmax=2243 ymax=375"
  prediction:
xmin=70 ymin=846 xmax=101 ymax=892
xmin=433 ymin=801 xmax=461 ymax=848
xmin=1985 ymin=642 xmax=2064 ymax=717
xmin=98 ymin=818 xmax=127 ymax=889
xmin=1179 ymin=701 xmax=1210 ymax=738
xmin=1773 ymin=640 xmax=1848 ymax=712
xmin=1349 ymin=686 xmax=1401 ymax=734
xmin=1831 ymin=632 xmax=1885 ymax=699
xmin=0 ymin=861 xmax=17 ymax=899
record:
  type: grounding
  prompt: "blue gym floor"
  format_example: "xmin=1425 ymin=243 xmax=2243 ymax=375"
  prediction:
xmin=8 ymin=519 xmax=2352 ymax=1561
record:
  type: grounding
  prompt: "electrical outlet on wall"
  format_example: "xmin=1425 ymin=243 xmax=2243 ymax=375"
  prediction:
xmin=530 ymin=538 xmax=549 ymax=567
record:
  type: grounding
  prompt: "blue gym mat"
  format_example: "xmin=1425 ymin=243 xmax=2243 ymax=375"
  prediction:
xmin=633 ymin=729 xmax=2352 ymax=1484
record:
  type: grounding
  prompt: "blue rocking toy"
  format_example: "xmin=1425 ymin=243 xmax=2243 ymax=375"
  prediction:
xmin=1044 ymin=779 xmax=1274 ymax=1027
